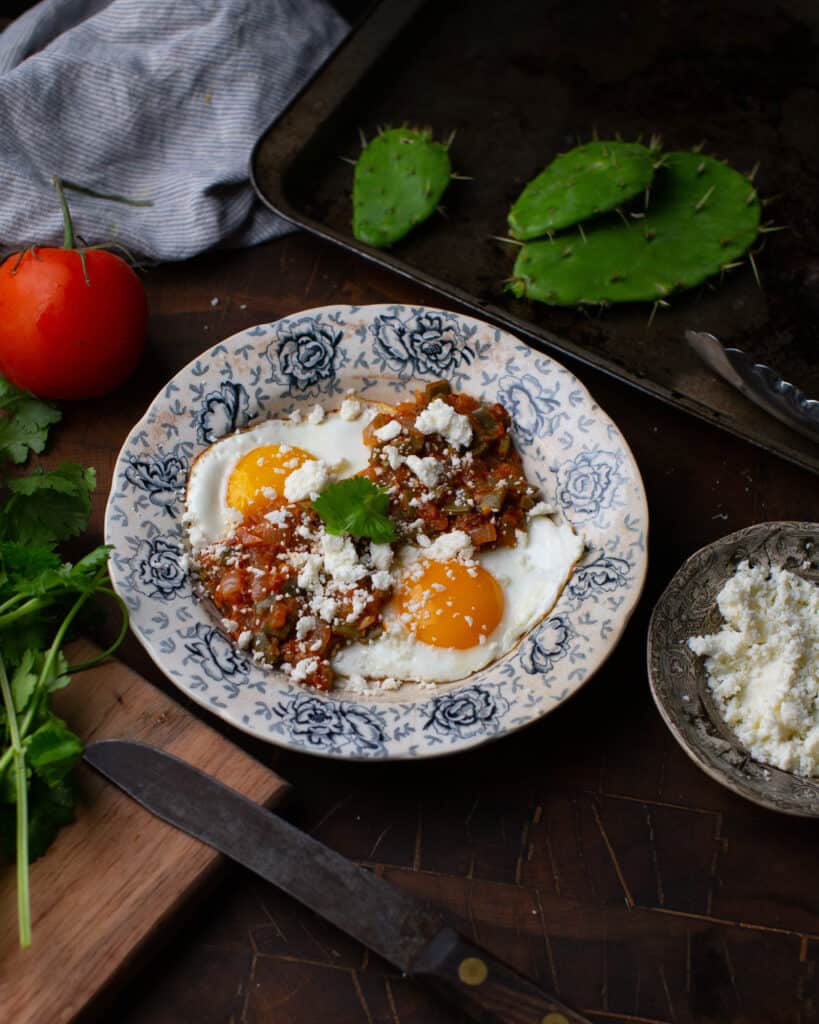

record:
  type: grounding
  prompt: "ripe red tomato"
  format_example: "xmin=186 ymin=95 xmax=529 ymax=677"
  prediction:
xmin=0 ymin=246 xmax=147 ymax=400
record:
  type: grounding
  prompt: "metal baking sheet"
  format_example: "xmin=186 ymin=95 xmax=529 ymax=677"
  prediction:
xmin=251 ymin=0 xmax=819 ymax=475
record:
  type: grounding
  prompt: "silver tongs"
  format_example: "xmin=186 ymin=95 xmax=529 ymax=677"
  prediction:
xmin=686 ymin=330 xmax=819 ymax=446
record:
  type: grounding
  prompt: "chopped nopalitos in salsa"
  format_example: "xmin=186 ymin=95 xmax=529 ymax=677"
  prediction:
xmin=195 ymin=503 xmax=392 ymax=691
xmin=362 ymin=381 xmax=539 ymax=548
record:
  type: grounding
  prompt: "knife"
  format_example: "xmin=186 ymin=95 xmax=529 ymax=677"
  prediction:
xmin=85 ymin=739 xmax=589 ymax=1024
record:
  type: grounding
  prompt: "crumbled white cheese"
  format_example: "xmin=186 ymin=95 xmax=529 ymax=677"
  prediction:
xmin=237 ymin=630 xmax=253 ymax=650
xmin=383 ymin=445 xmax=405 ymax=470
xmin=284 ymin=459 xmax=329 ymax=502
xmin=297 ymin=554 xmax=323 ymax=590
xmin=307 ymin=404 xmax=326 ymax=425
xmin=338 ymin=674 xmax=405 ymax=695
xmin=320 ymin=533 xmax=367 ymax=584
xmin=374 ymin=419 xmax=402 ymax=442
xmin=313 ymin=595 xmax=338 ymax=622
xmin=414 ymin=398 xmax=473 ymax=449
xmin=288 ymin=408 xmax=303 ymax=423
xmin=296 ymin=615 xmax=317 ymax=639
xmin=291 ymin=657 xmax=319 ymax=682
xmin=339 ymin=398 xmax=362 ymax=421
xmin=346 ymin=589 xmax=371 ymax=622
xmin=424 ymin=530 xmax=474 ymax=562
xmin=405 ymin=454 xmax=443 ymax=488
xmin=689 ymin=561 xmax=819 ymax=776
xmin=369 ymin=542 xmax=393 ymax=571
xmin=371 ymin=570 xmax=393 ymax=590
xmin=221 ymin=618 xmax=238 ymax=633
xmin=264 ymin=507 xmax=291 ymax=526
xmin=528 ymin=501 xmax=556 ymax=517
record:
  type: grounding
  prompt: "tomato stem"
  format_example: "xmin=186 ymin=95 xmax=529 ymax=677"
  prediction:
xmin=52 ymin=176 xmax=76 ymax=251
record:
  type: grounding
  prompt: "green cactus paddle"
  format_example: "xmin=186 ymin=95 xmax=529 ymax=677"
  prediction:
xmin=352 ymin=127 xmax=452 ymax=248
xmin=508 ymin=140 xmax=657 ymax=240
xmin=509 ymin=151 xmax=761 ymax=305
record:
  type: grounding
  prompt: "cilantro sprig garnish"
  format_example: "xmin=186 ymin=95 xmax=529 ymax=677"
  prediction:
xmin=0 ymin=377 xmax=62 ymax=465
xmin=0 ymin=378 xmax=128 ymax=947
xmin=312 ymin=477 xmax=396 ymax=544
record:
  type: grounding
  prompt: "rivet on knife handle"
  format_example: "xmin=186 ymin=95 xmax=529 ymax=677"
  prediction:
xmin=411 ymin=926 xmax=592 ymax=1024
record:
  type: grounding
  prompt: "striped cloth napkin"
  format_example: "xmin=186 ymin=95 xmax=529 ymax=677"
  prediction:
xmin=0 ymin=0 xmax=347 ymax=261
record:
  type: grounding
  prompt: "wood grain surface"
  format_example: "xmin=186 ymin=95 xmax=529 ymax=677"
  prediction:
xmin=35 ymin=229 xmax=813 ymax=1024
xmin=0 ymin=641 xmax=290 ymax=1023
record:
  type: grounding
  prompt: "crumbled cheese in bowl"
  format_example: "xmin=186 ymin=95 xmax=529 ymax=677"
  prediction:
xmin=688 ymin=561 xmax=819 ymax=776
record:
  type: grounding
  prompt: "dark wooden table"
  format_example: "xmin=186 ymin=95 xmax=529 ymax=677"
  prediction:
xmin=40 ymin=228 xmax=815 ymax=1024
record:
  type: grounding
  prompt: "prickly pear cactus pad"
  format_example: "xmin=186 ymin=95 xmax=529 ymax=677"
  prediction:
xmin=352 ymin=127 xmax=452 ymax=248
xmin=509 ymin=152 xmax=761 ymax=305
xmin=507 ymin=141 xmax=657 ymax=240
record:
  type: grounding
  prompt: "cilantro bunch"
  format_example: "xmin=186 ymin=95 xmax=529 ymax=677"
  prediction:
xmin=0 ymin=378 xmax=127 ymax=947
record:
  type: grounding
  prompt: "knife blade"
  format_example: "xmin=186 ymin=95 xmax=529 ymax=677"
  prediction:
xmin=85 ymin=739 xmax=590 ymax=1024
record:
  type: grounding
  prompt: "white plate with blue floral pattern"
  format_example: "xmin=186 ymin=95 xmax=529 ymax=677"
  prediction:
xmin=105 ymin=304 xmax=648 ymax=760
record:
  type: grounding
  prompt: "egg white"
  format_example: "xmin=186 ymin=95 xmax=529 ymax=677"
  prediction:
xmin=331 ymin=516 xmax=584 ymax=684
xmin=185 ymin=406 xmax=379 ymax=549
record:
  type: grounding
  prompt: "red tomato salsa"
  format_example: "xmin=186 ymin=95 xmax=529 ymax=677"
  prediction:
xmin=363 ymin=380 xmax=538 ymax=549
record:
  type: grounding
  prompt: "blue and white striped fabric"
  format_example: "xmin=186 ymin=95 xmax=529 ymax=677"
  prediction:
xmin=0 ymin=0 xmax=347 ymax=260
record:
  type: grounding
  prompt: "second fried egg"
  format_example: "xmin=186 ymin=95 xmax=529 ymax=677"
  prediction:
xmin=332 ymin=515 xmax=584 ymax=683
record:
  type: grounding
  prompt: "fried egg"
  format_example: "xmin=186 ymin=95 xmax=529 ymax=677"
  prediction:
xmin=332 ymin=515 xmax=584 ymax=683
xmin=184 ymin=404 xmax=380 ymax=549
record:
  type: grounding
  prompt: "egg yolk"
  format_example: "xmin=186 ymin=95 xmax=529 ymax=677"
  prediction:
xmin=226 ymin=445 xmax=315 ymax=513
xmin=396 ymin=560 xmax=504 ymax=649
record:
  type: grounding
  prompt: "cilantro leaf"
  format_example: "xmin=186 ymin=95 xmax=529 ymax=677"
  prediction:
xmin=64 ymin=545 xmax=111 ymax=584
xmin=0 ymin=378 xmax=61 ymax=465
xmin=0 ymin=620 xmax=54 ymax=670
xmin=0 ymin=542 xmax=61 ymax=591
xmin=25 ymin=718 xmax=83 ymax=788
xmin=312 ymin=478 xmax=396 ymax=543
xmin=23 ymin=780 xmax=76 ymax=862
xmin=11 ymin=651 xmax=38 ymax=714
xmin=3 ymin=463 xmax=95 ymax=547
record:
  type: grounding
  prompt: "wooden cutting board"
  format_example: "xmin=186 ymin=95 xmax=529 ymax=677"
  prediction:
xmin=0 ymin=641 xmax=290 ymax=1023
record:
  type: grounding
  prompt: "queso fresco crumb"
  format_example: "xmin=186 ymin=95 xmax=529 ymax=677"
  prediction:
xmin=689 ymin=561 xmax=819 ymax=776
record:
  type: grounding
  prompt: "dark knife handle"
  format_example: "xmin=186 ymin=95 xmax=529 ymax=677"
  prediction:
xmin=411 ymin=927 xmax=591 ymax=1024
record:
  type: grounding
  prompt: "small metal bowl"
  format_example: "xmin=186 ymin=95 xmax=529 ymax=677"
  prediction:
xmin=647 ymin=522 xmax=819 ymax=816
